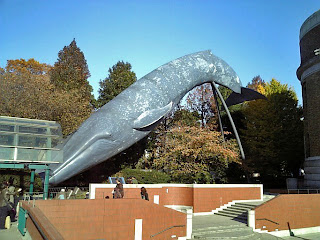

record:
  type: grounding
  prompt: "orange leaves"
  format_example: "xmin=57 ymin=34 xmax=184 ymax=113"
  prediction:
xmin=151 ymin=124 xmax=240 ymax=182
xmin=0 ymin=59 xmax=92 ymax=136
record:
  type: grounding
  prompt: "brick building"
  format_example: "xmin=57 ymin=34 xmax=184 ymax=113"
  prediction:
xmin=297 ymin=10 xmax=320 ymax=188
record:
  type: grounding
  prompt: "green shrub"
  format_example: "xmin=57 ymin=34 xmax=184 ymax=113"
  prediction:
xmin=114 ymin=168 xmax=171 ymax=184
xmin=0 ymin=169 xmax=43 ymax=192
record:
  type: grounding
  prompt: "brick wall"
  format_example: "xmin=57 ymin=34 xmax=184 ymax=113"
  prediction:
xmin=92 ymin=184 xmax=262 ymax=213
xmin=193 ymin=186 xmax=261 ymax=213
xmin=93 ymin=184 xmax=194 ymax=207
xmin=304 ymin=72 xmax=320 ymax=157
xmin=25 ymin=217 xmax=43 ymax=240
xmin=22 ymin=199 xmax=186 ymax=240
xmin=254 ymin=194 xmax=320 ymax=232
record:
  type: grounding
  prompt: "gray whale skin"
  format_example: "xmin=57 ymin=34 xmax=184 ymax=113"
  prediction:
xmin=49 ymin=50 xmax=242 ymax=185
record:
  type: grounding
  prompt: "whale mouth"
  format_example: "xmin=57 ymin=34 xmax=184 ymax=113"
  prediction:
xmin=52 ymin=138 xmax=118 ymax=177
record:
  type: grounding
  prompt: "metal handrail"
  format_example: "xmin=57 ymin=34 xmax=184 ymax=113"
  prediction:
xmin=150 ymin=225 xmax=185 ymax=238
xmin=287 ymin=189 xmax=320 ymax=194
xmin=256 ymin=218 xmax=279 ymax=225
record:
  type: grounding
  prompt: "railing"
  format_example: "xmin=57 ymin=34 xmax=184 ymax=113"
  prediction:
xmin=23 ymin=187 xmax=89 ymax=201
xmin=287 ymin=189 xmax=320 ymax=194
xmin=150 ymin=225 xmax=185 ymax=238
xmin=256 ymin=218 xmax=279 ymax=225
xmin=48 ymin=187 xmax=89 ymax=192
xmin=23 ymin=192 xmax=44 ymax=201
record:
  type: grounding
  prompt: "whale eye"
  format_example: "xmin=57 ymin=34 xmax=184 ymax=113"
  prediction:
xmin=105 ymin=133 xmax=112 ymax=138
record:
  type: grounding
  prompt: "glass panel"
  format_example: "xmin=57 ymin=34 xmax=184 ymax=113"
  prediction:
xmin=18 ymin=126 xmax=47 ymax=135
xmin=0 ymin=147 xmax=14 ymax=160
xmin=52 ymin=150 xmax=62 ymax=162
xmin=17 ymin=148 xmax=48 ymax=162
xmin=51 ymin=138 xmax=62 ymax=149
xmin=50 ymin=128 xmax=62 ymax=136
xmin=0 ymin=124 xmax=15 ymax=132
xmin=18 ymin=136 xmax=35 ymax=147
xmin=0 ymin=134 xmax=14 ymax=146
xmin=35 ymin=137 xmax=48 ymax=148
xmin=18 ymin=135 xmax=49 ymax=148
xmin=0 ymin=117 xmax=15 ymax=123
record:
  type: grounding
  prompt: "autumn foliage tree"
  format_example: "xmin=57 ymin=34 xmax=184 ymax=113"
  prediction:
xmin=150 ymin=124 xmax=240 ymax=183
xmin=0 ymin=58 xmax=92 ymax=136
xmin=241 ymin=79 xmax=304 ymax=185
xmin=186 ymin=83 xmax=217 ymax=127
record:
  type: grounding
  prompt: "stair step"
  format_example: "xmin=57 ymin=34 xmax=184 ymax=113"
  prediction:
xmin=193 ymin=228 xmax=255 ymax=239
xmin=227 ymin=206 xmax=250 ymax=212
xmin=193 ymin=226 xmax=249 ymax=234
xmin=235 ymin=203 xmax=257 ymax=208
xmin=229 ymin=205 xmax=254 ymax=211
xmin=193 ymin=224 xmax=246 ymax=233
xmin=222 ymin=208 xmax=247 ymax=214
xmin=215 ymin=212 xmax=247 ymax=220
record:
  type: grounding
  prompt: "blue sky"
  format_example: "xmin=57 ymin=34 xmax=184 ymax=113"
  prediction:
xmin=1 ymin=1 xmax=319 ymax=104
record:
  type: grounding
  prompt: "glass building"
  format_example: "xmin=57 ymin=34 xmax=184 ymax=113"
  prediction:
xmin=0 ymin=116 xmax=63 ymax=163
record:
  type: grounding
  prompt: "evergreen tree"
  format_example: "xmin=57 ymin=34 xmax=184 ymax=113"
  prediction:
xmin=97 ymin=61 xmax=136 ymax=107
xmin=50 ymin=39 xmax=93 ymax=100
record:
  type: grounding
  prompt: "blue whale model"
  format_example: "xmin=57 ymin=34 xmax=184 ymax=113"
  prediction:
xmin=49 ymin=50 xmax=244 ymax=185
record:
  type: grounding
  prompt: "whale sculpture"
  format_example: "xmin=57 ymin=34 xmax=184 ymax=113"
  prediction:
xmin=49 ymin=50 xmax=252 ymax=185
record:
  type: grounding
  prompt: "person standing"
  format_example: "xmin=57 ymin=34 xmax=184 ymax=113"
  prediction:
xmin=140 ymin=187 xmax=149 ymax=201
xmin=0 ymin=183 xmax=10 ymax=229
xmin=115 ymin=178 xmax=124 ymax=198
xmin=7 ymin=178 xmax=16 ymax=222
xmin=57 ymin=189 xmax=66 ymax=200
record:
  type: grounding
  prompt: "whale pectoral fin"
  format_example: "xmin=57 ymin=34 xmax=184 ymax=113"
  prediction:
xmin=133 ymin=102 xmax=173 ymax=130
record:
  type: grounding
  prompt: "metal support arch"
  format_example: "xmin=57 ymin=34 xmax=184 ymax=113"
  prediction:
xmin=211 ymin=83 xmax=245 ymax=160
xmin=213 ymin=90 xmax=225 ymax=141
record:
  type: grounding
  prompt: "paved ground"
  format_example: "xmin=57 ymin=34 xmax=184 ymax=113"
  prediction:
xmin=283 ymin=233 xmax=320 ymax=240
xmin=193 ymin=213 xmax=320 ymax=240
xmin=0 ymin=222 xmax=23 ymax=240
xmin=0 ymin=222 xmax=31 ymax=240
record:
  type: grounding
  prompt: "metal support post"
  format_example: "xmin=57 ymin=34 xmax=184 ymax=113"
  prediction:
xmin=213 ymin=90 xmax=225 ymax=141
xmin=211 ymin=83 xmax=245 ymax=160
xmin=43 ymin=167 xmax=50 ymax=200
xmin=29 ymin=170 xmax=35 ymax=198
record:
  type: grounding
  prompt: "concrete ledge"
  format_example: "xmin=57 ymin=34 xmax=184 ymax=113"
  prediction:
xmin=90 ymin=183 xmax=263 ymax=200
xmin=268 ymin=226 xmax=320 ymax=237
xmin=301 ymin=62 xmax=320 ymax=82
xmin=304 ymin=180 xmax=320 ymax=188
xmin=21 ymin=202 xmax=64 ymax=240
xmin=304 ymin=156 xmax=320 ymax=166
xmin=304 ymin=173 xmax=320 ymax=180
xmin=305 ymin=167 xmax=320 ymax=173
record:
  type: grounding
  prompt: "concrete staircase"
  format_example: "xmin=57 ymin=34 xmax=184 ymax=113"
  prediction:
xmin=192 ymin=215 xmax=282 ymax=239
xmin=191 ymin=195 xmax=279 ymax=239
xmin=214 ymin=202 xmax=256 ymax=222
xmin=214 ymin=194 xmax=276 ymax=223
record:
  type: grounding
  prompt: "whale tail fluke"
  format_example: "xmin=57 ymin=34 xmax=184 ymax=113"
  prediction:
xmin=225 ymin=87 xmax=267 ymax=107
